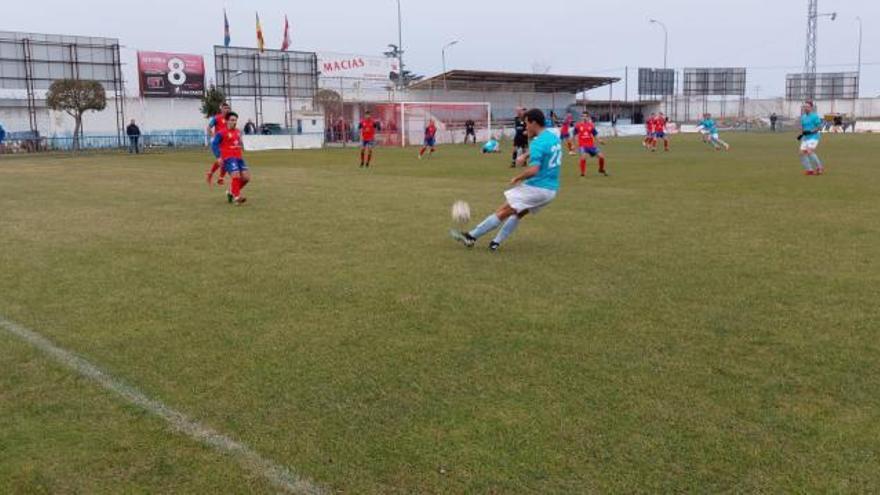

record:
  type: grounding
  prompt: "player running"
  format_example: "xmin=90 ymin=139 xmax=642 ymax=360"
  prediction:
xmin=560 ymin=112 xmax=575 ymax=155
xmin=212 ymin=112 xmax=251 ymax=205
xmin=450 ymin=108 xmax=561 ymax=252
xmin=697 ymin=113 xmax=730 ymax=151
xmin=358 ymin=110 xmax=379 ymax=168
xmin=656 ymin=112 xmax=670 ymax=152
xmin=206 ymin=102 xmax=231 ymax=186
xmin=418 ymin=119 xmax=438 ymax=159
xmin=573 ymin=112 xmax=608 ymax=177
xmin=511 ymin=108 xmax=528 ymax=167
xmin=798 ymin=101 xmax=825 ymax=175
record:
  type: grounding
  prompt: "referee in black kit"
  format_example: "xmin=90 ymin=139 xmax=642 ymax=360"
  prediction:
xmin=511 ymin=107 xmax=528 ymax=167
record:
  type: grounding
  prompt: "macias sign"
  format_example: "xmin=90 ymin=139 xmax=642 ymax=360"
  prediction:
xmin=317 ymin=52 xmax=399 ymax=81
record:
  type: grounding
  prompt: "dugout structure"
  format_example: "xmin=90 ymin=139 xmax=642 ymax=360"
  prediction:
xmin=0 ymin=31 xmax=125 ymax=146
xmin=682 ymin=67 xmax=747 ymax=119
xmin=785 ymin=72 xmax=859 ymax=101
xmin=214 ymin=46 xmax=319 ymax=130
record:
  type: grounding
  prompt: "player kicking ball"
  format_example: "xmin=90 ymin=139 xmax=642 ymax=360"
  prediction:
xmin=574 ymin=112 xmax=608 ymax=177
xmin=212 ymin=112 xmax=251 ymax=205
xmin=797 ymin=101 xmax=825 ymax=176
xmin=451 ymin=109 xmax=561 ymax=252
xmin=697 ymin=113 xmax=730 ymax=151
xmin=206 ymin=102 xmax=232 ymax=186
xmin=418 ymin=119 xmax=438 ymax=159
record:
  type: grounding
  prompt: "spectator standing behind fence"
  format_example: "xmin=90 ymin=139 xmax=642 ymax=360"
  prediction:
xmin=244 ymin=119 xmax=257 ymax=135
xmin=126 ymin=119 xmax=141 ymax=154
xmin=0 ymin=121 xmax=6 ymax=147
xmin=770 ymin=113 xmax=778 ymax=132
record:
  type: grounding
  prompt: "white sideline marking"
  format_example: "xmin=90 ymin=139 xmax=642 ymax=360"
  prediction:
xmin=0 ymin=316 xmax=324 ymax=495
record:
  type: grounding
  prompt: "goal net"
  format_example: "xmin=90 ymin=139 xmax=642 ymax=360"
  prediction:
xmin=354 ymin=102 xmax=492 ymax=147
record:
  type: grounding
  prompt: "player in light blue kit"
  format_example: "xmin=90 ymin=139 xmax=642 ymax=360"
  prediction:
xmin=451 ymin=108 xmax=562 ymax=252
xmin=797 ymin=101 xmax=825 ymax=175
xmin=481 ymin=136 xmax=501 ymax=154
xmin=697 ymin=113 xmax=730 ymax=151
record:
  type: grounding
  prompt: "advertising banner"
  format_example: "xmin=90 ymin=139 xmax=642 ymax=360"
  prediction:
xmin=138 ymin=51 xmax=205 ymax=98
xmin=317 ymin=52 xmax=399 ymax=81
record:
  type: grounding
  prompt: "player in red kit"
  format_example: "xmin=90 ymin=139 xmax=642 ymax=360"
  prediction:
xmin=206 ymin=102 xmax=231 ymax=186
xmin=212 ymin=112 xmax=250 ymax=205
xmin=418 ymin=119 xmax=438 ymax=159
xmin=358 ymin=110 xmax=379 ymax=168
xmin=574 ymin=112 xmax=608 ymax=177
xmin=655 ymin=112 xmax=670 ymax=151
xmin=643 ymin=113 xmax=657 ymax=150
xmin=560 ymin=112 xmax=574 ymax=155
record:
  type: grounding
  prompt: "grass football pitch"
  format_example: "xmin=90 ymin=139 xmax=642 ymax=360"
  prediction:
xmin=1 ymin=132 xmax=879 ymax=493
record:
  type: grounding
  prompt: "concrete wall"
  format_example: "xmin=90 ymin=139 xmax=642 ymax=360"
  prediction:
xmin=0 ymin=96 xmax=324 ymax=141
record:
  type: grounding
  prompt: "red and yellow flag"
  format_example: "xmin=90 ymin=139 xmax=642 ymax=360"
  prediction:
xmin=256 ymin=13 xmax=265 ymax=53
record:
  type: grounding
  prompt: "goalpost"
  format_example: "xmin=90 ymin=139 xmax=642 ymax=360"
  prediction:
xmin=398 ymin=102 xmax=492 ymax=147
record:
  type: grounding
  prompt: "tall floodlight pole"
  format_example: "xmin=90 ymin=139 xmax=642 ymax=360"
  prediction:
xmin=649 ymin=19 xmax=669 ymax=114
xmin=649 ymin=19 xmax=668 ymax=69
xmin=394 ymin=0 xmax=405 ymax=89
xmin=442 ymin=40 xmax=459 ymax=91
xmin=856 ymin=17 xmax=863 ymax=97
xmin=804 ymin=0 xmax=837 ymax=100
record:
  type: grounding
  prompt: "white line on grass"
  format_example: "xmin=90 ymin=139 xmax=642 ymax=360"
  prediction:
xmin=0 ymin=316 xmax=325 ymax=495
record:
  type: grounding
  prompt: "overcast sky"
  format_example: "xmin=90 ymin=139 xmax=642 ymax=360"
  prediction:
xmin=5 ymin=0 xmax=879 ymax=98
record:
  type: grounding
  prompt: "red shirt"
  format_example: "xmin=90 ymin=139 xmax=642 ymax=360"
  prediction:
xmin=646 ymin=118 xmax=656 ymax=133
xmin=425 ymin=124 xmax=437 ymax=139
xmin=218 ymin=128 xmax=243 ymax=159
xmin=360 ymin=118 xmax=377 ymax=141
xmin=655 ymin=117 xmax=666 ymax=132
xmin=574 ymin=121 xmax=597 ymax=148
xmin=212 ymin=113 xmax=228 ymax=135
xmin=561 ymin=116 xmax=573 ymax=134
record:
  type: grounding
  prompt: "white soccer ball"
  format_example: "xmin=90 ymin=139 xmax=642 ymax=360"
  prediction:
xmin=451 ymin=200 xmax=471 ymax=224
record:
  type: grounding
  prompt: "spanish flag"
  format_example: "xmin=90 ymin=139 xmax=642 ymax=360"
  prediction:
xmin=256 ymin=13 xmax=265 ymax=53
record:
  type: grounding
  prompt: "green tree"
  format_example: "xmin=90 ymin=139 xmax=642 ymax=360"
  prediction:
xmin=201 ymin=86 xmax=227 ymax=118
xmin=46 ymin=79 xmax=106 ymax=150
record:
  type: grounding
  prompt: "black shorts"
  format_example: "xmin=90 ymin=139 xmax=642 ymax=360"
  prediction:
xmin=465 ymin=128 xmax=476 ymax=135
xmin=513 ymin=136 xmax=528 ymax=148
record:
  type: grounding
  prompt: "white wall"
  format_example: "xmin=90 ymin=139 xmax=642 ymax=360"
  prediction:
xmin=0 ymin=96 xmax=324 ymax=138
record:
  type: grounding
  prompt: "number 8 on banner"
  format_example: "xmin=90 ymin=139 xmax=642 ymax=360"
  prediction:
xmin=167 ymin=57 xmax=187 ymax=86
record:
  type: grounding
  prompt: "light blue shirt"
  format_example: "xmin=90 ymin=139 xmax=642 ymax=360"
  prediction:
xmin=801 ymin=112 xmax=822 ymax=141
xmin=525 ymin=129 xmax=562 ymax=191
xmin=699 ymin=119 xmax=718 ymax=134
xmin=482 ymin=139 xmax=499 ymax=152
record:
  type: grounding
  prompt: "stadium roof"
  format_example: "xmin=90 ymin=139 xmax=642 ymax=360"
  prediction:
xmin=409 ymin=70 xmax=620 ymax=94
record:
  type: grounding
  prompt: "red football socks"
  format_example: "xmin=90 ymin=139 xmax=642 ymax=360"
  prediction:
xmin=231 ymin=177 xmax=242 ymax=198
xmin=598 ymin=156 xmax=606 ymax=173
xmin=579 ymin=158 xmax=587 ymax=176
